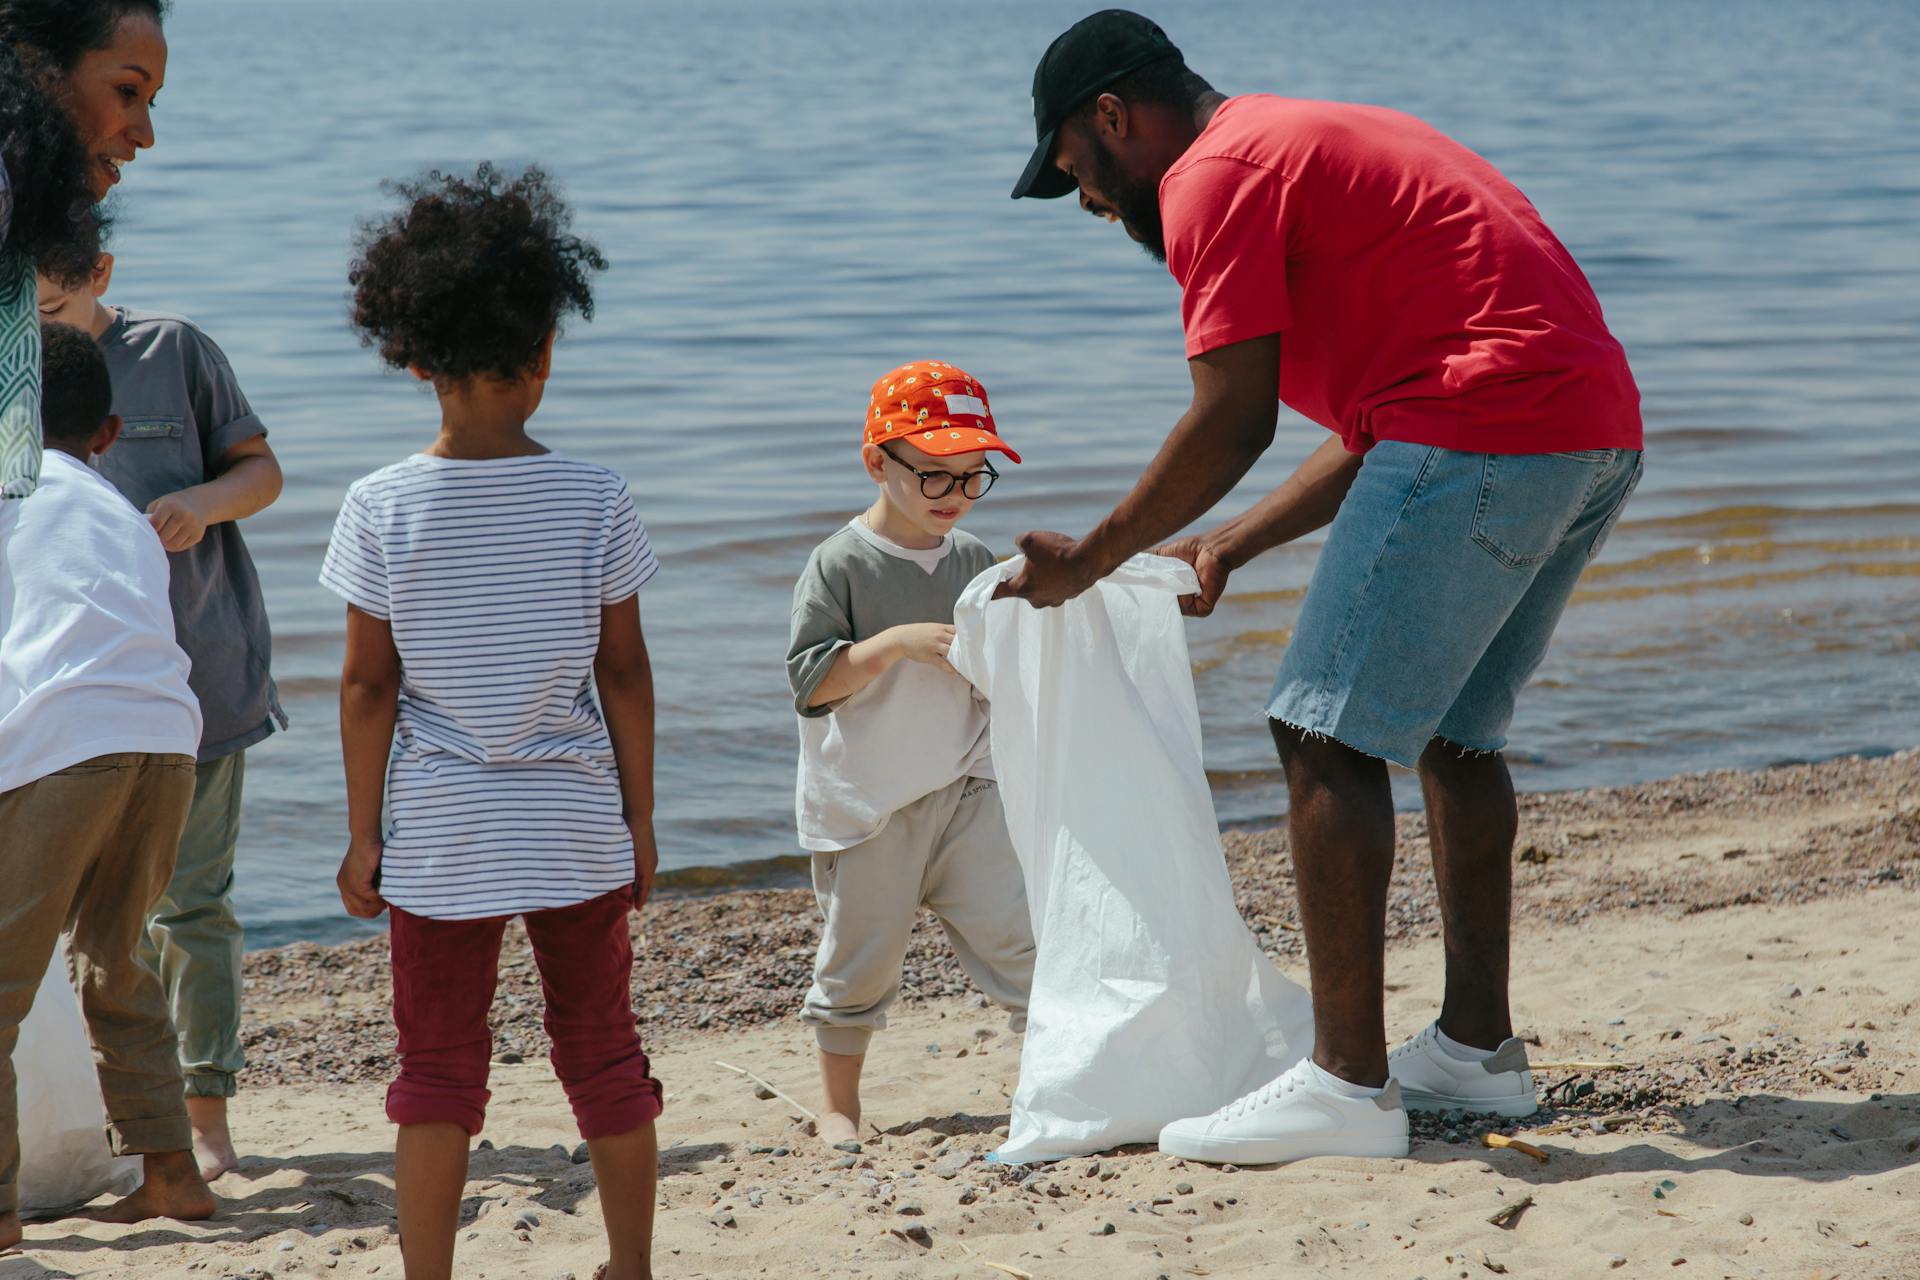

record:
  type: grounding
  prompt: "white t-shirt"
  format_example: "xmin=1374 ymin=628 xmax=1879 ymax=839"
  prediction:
xmin=319 ymin=454 xmax=658 ymax=920
xmin=0 ymin=450 xmax=201 ymax=791
xmin=786 ymin=520 xmax=995 ymax=852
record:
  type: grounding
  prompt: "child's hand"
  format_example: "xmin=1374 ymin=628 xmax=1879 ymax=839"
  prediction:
xmin=337 ymin=835 xmax=387 ymax=918
xmin=889 ymin=622 xmax=958 ymax=675
xmin=147 ymin=490 xmax=211 ymax=551
xmin=629 ymin=820 xmax=660 ymax=911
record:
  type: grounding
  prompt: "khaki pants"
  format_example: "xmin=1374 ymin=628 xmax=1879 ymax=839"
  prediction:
xmin=803 ymin=777 xmax=1035 ymax=1055
xmin=0 ymin=753 xmax=196 ymax=1215
xmin=141 ymin=752 xmax=247 ymax=1098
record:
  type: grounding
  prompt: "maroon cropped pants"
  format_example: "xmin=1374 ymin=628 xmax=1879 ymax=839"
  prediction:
xmin=386 ymin=887 xmax=662 ymax=1140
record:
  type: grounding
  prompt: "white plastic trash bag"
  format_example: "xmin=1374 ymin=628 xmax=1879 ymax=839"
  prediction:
xmin=14 ymin=938 xmax=141 ymax=1217
xmin=952 ymin=553 xmax=1314 ymax=1163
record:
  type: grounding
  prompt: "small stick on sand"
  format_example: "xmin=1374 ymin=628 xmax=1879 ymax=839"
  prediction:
xmin=1527 ymin=1114 xmax=1626 ymax=1137
xmin=1486 ymin=1192 xmax=1536 ymax=1227
xmin=1482 ymin=1133 xmax=1550 ymax=1164
xmin=713 ymin=1060 xmax=818 ymax=1122
xmin=1530 ymin=1061 xmax=1629 ymax=1072
xmin=978 ymin=1263 xmax=1034 ymax=1279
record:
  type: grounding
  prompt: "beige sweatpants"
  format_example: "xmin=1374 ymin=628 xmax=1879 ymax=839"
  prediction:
xmin=803 ymin=777 xmax=1035 ymax=1055
xmin=0 ymin=752 xmax=196 ymax=1216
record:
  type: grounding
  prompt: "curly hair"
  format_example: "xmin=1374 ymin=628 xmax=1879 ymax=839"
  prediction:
xmin=39 ymin=320 xmax=113 ymax=447
xmin=0 ymin=44 xmax=108 ymax=283
xmin=348 ymin=163 xmax=608 ymax=383
xmin=0 ymin=0 xmax=170 ymax=72
xmin=0 ymin=2 xmax=167 ymax=281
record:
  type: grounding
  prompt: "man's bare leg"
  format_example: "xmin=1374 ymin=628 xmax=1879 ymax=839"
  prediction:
xmin=817 ymin=1047 xmax=865 ymax=1144
xmin=1273 ymin=721 xmax=1397 ymax=1087
xmin=88 ymin=1150 xmax=215 ymax=1224
xmin=1417 ymin=739 xmax=1518 ymax=1049
xmin=186 ymin=1095 xmax=239 ymax=1182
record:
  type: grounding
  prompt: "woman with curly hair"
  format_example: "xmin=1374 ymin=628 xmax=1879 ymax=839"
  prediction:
xmin=0 ymin=0 xmax=208 ymax=1253
xmin=321 ymin=164 xmax=662 ymax=1280
xmin=0 ymin=0 xmax=167 ymax=500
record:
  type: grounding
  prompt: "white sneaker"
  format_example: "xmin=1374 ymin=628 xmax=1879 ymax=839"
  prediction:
xmin=1389 ymin=1022 xmax=1538 ymax=1117
xmin=1157 ymin=1060 xmax=1410 ymax=1164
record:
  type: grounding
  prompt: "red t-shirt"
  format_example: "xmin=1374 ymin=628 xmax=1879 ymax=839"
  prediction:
xmin=1160 ymin=96 xmax=1642 ymax=455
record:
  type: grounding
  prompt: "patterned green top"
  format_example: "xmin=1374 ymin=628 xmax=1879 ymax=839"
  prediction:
xmin=0 ymin=252 xmax=39 ymax=500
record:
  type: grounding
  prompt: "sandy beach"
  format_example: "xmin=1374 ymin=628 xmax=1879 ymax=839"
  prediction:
xmin=5 ymin=750 xmax=1916 ymax=1279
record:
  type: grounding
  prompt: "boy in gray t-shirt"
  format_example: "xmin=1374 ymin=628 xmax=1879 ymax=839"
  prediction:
xmin=787 ymin=360 xmax=1035 ymax=1147
xmin=39 ymin=255 xmax=286 ymax=1183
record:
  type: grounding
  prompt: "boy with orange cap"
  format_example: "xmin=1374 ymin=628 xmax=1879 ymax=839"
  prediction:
xmin=787 ymin=360 xmax=1035 ymax=1146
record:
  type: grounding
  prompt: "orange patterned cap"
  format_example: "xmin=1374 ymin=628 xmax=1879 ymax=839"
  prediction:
xmin=865 ymin=360 xmax=1021 ymax=463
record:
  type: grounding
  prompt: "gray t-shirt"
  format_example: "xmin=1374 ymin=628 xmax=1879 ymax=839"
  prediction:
xmin=787 ymin=519 xmax=997 ymax=851
xmin=95 ymin=306 xmax=285 ymax=760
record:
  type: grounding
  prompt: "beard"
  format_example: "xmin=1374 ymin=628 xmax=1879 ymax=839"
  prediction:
xmin=1085 ymin=133 xmax=1167 ymax=264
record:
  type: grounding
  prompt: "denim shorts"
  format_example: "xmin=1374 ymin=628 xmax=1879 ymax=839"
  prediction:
xmin=1268 ymin=442 xmax=1644 ymax=767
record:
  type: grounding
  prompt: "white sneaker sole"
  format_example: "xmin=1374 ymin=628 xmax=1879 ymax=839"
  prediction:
xmin=1158 ymin=1128 xmax=1411 ymax=1164
xmin=1399 ymin=1087 xmax=1539 ymax=1118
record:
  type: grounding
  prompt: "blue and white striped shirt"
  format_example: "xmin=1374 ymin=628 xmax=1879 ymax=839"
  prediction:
xmin=319 ymin=453 xmax=658 ymax=920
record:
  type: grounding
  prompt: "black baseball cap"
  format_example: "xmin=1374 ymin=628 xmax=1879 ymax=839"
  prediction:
xmin=1011 ymin=9 xmax=1182 ymax=200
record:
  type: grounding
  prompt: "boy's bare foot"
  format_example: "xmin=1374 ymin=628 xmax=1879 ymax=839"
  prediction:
xmin=1 ymin=1210 xmax=22 ymax=1251
xmin=186 ymin=1096 xmax=240 ymax=1182
xmin=816 ymin=1046 xmax=866 ymax=1147
xmin=817 ymin=1110 xmax=862 ymax=1146
xmin=87 ymin=1151 xmax=215 ymax=1225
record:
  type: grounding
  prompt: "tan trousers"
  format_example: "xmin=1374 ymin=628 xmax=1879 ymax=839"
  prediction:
xmin=0 ymin=752 xmax=196 ymax=1215
xmin=803 ymin=777 xmax=1035 ymax=1055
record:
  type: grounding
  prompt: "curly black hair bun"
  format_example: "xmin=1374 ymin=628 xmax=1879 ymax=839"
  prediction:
xmin=348 ymin=163 xmax=608 ymax=383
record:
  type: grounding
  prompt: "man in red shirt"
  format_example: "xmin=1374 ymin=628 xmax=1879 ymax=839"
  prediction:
xmin=1000 ymin=10 xmax=1644 ymax=1164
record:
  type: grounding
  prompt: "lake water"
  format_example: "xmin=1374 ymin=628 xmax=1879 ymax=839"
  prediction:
xmin=102 ymin=0 xmax=1919 ymax=948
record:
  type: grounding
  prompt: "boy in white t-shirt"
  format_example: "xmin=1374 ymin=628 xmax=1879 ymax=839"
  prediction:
xmin=0 ymin=324 xmax=214 ymax=1246
xmin=787 ymin=360 xmax=1036 ymax=1147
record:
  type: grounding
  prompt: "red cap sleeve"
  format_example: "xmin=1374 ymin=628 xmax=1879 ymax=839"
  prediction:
xmin=1161 ymin=156 xmax=1295 ymax=358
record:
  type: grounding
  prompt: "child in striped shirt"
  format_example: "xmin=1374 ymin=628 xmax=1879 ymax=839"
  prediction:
xmin=319 ymin=165 xmax=661 ymax=1280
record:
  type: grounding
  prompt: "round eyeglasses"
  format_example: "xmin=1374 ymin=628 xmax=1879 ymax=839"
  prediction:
xmin=880 ymin=444 xmax=999 ymax=500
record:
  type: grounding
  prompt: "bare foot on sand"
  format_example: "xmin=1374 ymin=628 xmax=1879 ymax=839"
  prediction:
xmin=817 ymin=1110 xmax=861 ymax=1146
xmin=1 ymin=1210 xmax=21 ymax=1251
xmin=816 ymin=1047 xmax=865 ymax=1147
xmin=592 ymin=1263 xmax=652 ymax=1280
xmin=187 ymin=1096 xmax=239 ymax=1182
xmin=87 ymin=1151 xmax=215 ymax=1225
